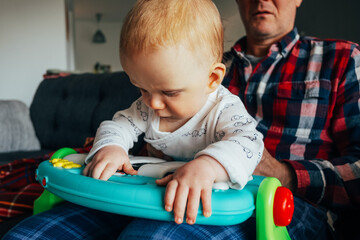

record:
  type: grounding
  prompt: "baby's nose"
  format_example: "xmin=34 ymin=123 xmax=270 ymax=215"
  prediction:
xmin=148 ymin=96 xmax=165 ymax=110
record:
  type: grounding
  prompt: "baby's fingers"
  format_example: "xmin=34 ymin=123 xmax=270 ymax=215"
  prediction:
xmin=87 ymin=160 xmax=108 ymax=179
xmin=155 ymin=174 xmax=173 ymax=186
xmin=97 ymin=162 xmax=119 ymax=180
xmin=123 ymin=162 xmax=138 ymax=175
xmin=185 ymin=188 xmax=201 ymax=225
xmin=82 ymin=162 xmax=92 ymax=176
xmin=159 ymin=176 xmax=177 ymax=212
xmin=201 ymin=188 xmax=212 ymax=218
xmin=173 ymin=184 xmax=189 ymax=224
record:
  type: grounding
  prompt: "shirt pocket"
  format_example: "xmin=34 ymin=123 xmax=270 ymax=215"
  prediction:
xmin=269 ymin=79 xmax=331 ymax=138
xmin=274 ymin=79 xmax=331 ymax=100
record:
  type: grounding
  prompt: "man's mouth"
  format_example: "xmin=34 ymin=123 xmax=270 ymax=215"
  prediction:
xmin=253 ymin=10 xmax=272 ymax=17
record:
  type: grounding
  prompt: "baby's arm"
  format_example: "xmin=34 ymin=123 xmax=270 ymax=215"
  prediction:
xmin=156 ymin=155 xmax=228 ymax=225
xmin=83 ymin=145 xmax=137 ymax=180
xmin=84 ymin=98 xmax=149 ymax=180
xmin=195 ymin=95 xmax=264 ymax=189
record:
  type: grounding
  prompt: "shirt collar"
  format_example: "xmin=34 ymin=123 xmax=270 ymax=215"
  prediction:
xmin=232 ymin=27 xmax=300 ymax=59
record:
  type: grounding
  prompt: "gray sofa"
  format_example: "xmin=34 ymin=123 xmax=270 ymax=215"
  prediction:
xmin=0 ymin=72 xmax=143 ymax=164
xmin=0 ymin=71 xmax=144 ymax=236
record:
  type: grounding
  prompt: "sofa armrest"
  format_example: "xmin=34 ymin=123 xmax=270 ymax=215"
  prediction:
xmin=0 ymin=100 xmax=40 ymax=153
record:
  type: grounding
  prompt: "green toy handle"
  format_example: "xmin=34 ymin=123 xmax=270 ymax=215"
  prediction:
xmin=256 ymin=177 xmax=292 ymax=240
xmin=50 ymin=147 xmax=77 ymax=160
xmin=33 ymin=148 xmax=78 ymax=214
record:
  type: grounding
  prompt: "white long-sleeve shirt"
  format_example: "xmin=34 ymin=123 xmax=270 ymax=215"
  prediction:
xmin=86 ymin=85 xmax=264 ymax=189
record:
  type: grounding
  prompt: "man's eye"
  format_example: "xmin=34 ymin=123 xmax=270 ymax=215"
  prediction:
xmin=162 ymin=91 xmax=179 ymax=97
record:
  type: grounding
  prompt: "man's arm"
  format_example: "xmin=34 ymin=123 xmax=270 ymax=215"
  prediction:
xmin=253 ymin=148 xmax=296 ymax=191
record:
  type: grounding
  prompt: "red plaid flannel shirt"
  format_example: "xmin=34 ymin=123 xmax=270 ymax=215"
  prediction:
xmin=222 ymin=28 xmax=360 ymax=216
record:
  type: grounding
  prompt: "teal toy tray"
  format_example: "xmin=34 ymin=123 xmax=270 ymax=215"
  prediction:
xmin=35 ymin=148 xmax=264 ymax=225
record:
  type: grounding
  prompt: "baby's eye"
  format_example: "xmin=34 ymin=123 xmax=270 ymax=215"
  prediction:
xmin=139 ymin=88 xmax=148 ymax=94
xmin=162 ymin=91 xmax=180 ymax=97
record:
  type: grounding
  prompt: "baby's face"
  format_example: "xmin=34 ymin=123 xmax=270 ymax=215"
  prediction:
xmin=121 ymin=45 xmax=213 ymax=125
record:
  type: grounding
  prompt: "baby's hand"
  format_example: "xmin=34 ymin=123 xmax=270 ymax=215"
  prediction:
xmin=83 ymin=145 xmax=137 ymax=180
xmin=156 ymin=156 xmax=222 ymax=225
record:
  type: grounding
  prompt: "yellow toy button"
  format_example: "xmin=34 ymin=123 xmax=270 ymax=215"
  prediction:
xmin=49 ymin=158 xmax=82 ymax=169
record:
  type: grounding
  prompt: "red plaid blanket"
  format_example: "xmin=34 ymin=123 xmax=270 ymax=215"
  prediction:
xmin=0 ymin=146 xmax=91 ymax=223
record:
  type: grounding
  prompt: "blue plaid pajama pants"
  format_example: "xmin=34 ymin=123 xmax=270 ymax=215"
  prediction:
xmin=3 ymin=196 xmax=329 ymax=240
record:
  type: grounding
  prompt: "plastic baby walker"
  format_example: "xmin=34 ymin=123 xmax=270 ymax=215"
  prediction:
xmin=34 ymin=148 xmax=294 ymax=240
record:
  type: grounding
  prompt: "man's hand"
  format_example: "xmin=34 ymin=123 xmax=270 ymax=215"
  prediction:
xmin=254 ymin=148 xmax=296 ymax=191
xmin=83 ymin=145 xmax=137 ymax=180
xmin=156 ymin=155 xmax=228 ymax=225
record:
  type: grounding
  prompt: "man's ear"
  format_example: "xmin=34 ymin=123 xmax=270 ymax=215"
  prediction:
xmin=207 ymin=63 xmax=226 ymax=93
xmin=296 ymin=0 xmax=303 ymax=7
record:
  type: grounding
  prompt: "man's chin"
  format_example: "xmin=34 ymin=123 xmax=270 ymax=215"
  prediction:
xmin=253 ymin=26 xmax=273 ymax=36
xmin=250 ymin=27 xmax=281 ymax=40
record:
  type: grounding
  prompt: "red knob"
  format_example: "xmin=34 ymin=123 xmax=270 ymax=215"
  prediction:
xmin=42 ymin=177 xmax=47 ymax=187
xmin=273 ymin=186 xmax=294 ymax=226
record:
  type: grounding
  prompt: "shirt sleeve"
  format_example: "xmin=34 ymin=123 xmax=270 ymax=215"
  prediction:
xmin=195 ymin=98 xmax=264 ymax=189
xmin=284 ymin=45 xmax=360 ymax=212
xmin=85 ymin=98 xmax=149 ymax=163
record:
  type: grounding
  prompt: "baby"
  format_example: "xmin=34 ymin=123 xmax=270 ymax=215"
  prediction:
xmin=84 ymin=0 xmax=264 ymax=225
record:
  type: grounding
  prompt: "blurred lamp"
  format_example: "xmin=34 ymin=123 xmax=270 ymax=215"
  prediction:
xmin=92 ymin=13 xmax=106 ymax=43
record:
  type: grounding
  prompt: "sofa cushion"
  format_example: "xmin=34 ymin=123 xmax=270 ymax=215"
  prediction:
xmin=0 ymin=100 xmax=41 ymax=153
xmin=30 ymin=72 xmax=141 ymax=150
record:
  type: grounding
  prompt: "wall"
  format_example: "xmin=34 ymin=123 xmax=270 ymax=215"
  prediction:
xmin=73 ymin=0 xmax=360 ymax=74
xmin=296 ymin=0 xmax=360 ymax=44
xmin=3 ymin=0 xmax=357 ymax=108
xmin=214 ymin=0 xmax=245 ymax=52
xmin=74 ymin=0 xmax=245 ymax=73
xmin=74 ymin=20 xmax=123 ymax=73
xmin=0 ymin=0 xmax=67 ymax=107
xmin=0 ymin=0 xmax=244 ymax=106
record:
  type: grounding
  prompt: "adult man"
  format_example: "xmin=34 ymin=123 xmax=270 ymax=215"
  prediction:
xmin=220 ymin=0 xmax=360 ymax=239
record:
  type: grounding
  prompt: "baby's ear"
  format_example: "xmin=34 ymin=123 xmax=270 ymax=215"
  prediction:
xmin=207 ymin=63 xmax=226 ymax=93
